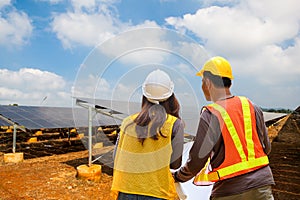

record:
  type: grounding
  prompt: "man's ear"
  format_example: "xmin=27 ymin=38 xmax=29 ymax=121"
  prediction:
xmin=205 ymin=78 xmax=212 ymax=89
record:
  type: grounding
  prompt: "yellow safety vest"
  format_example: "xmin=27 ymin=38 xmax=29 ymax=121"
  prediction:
xmin=111 ymin=113 xmax=178 ymax=199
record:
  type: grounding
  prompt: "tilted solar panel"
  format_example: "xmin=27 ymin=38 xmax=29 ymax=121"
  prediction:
xmin=0 ymin=105 xmax=121 ymax=130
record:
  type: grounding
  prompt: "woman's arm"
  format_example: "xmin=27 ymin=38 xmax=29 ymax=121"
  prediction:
xmin=170 ymin=119 xmax=184 ymax=169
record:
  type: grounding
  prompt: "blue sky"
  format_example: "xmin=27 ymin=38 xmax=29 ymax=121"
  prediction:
xmin=0 ymin=0 xmax=299 ymax=110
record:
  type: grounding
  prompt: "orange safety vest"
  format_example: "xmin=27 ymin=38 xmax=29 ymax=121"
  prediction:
xmin=193 ymin=96 xmax=269 ymax=185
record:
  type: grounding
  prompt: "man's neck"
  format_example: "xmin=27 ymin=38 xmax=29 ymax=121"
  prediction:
xmin=211 ymin=88 xmax=232 ymax=102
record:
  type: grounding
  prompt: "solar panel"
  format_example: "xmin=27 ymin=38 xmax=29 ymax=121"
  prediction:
xmin=263 ymin=112 xmax=287 ymax=122
xmin=0 ymin=105 xmax=121 ymax=130
xmin=0 ymin=118 xmax=10 ymax=126
xmin=75 ymin=97 xmax=201 ymax=136
xmin=76 ymin=98 xmax=140 ymax=116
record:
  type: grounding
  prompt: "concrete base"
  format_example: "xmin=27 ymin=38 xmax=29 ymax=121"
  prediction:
xmin=6 ymin=128 xmax=13 ymax=133
xmin=4 ymin=152 xmax=24 ymax=163
xmin=76 ymin=164 xmax=102 ymax=182
xmin=77 ymin=133 xmax=84 ymax=139
xmin=34 ymin=130 xmax=43 ymax=136
xmin=27 ymin=137 xmax=37 ymax=143
xmin=93 ymin=142 xmax=103 ymax=149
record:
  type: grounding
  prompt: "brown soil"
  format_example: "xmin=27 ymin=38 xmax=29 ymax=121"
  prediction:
xmin=0 ymin=149 xmax=114 ymax=200
xmin=268 ymin=112 xmax=300 ymax=200
xmin=0 ymin=111 xmax=299 ymax=200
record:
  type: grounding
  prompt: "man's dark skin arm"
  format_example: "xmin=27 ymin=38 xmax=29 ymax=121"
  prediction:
xmin=174 ymin=109 xmax=222 ymax=182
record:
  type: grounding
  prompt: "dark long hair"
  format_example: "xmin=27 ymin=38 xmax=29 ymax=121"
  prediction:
xmin=125 ymin=94 xmax=181 ymax=145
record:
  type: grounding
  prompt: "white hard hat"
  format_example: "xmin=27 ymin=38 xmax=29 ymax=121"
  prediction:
xmin=142 ymin=69 xmax=174 ymax=102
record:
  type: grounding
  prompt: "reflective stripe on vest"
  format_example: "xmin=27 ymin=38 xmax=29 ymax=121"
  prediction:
xmin=193 ymin=96 xmax=269 ymax=184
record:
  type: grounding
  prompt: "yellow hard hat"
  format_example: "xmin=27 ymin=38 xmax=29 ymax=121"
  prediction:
xmin=196 ymin=56 xmax=234 ymax=80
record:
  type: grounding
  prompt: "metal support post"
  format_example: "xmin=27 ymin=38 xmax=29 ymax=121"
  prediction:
xmin=88 ymin=106 xmax=93 ymax=167
xmin=13 ymin=124 xmax=17 ymax=153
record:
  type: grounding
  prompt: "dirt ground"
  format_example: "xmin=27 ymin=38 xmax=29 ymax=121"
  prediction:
xmin=0 ymin=150 xmax=114 ymax=200
xmin=0 ymin=110 xmax=299 ymax=200
xmin=268 ymin=112 xmax=300 ymax=200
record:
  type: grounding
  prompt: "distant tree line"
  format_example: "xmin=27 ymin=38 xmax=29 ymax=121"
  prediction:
xmin=8 ymin=104 xmax=19 ymax=106
xmin=262 ymin=108 xmax=293 ymax=113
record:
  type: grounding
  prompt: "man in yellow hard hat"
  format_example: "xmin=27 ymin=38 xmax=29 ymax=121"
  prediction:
xmin=173 ymin=56 xmax=275 ymax=199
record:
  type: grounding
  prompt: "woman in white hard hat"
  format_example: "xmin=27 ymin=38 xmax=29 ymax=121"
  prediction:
xmin=111 ymin=69 xmax=184 ymax=200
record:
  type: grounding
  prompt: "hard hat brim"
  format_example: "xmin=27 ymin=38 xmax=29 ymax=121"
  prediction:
xmin=196 ymin=69 xmax=234 ymax=79
xmin=196 ymin=69 xmax=204 ymax=77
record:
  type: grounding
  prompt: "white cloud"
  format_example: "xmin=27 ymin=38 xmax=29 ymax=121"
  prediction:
xmin=245 ymin=0 xmax=300 ymax=20
xmin=51 ymin=11 xmax=119 ymax=48
xmin=0 ymin=9 xmax=33 ymax=48
xmin=0 ymin=0 xmax=11 ymax=9
xmin=73 ymin=73 xmax=112 ymax=99
xmin=175 ymin=41 xmax=208 ymax=71
xmin=0 ymin=68 xmax=66 ymax=90
xmin=51 ymin=0 xmax=129 ymax=49
xmin=175 ymin=63 xmax=195 ymax=76
xmin=166 ymin=5 xmax=298 ymax=56
xmin=111 ymin=83 xmax=138 ymax=101
xmin=70 ymin=0 xmax=96 ymax=12
xmin=0 ymin=68 xmax=72 ymax=106
xmin=96 ymin=24 xmax=171 ymax=65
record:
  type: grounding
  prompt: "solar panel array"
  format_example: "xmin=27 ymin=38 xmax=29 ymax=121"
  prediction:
xmin=1 ymin=102 xmax=286 ymax=132
xmin=0 ymin=105 xmax=121 ymax=130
